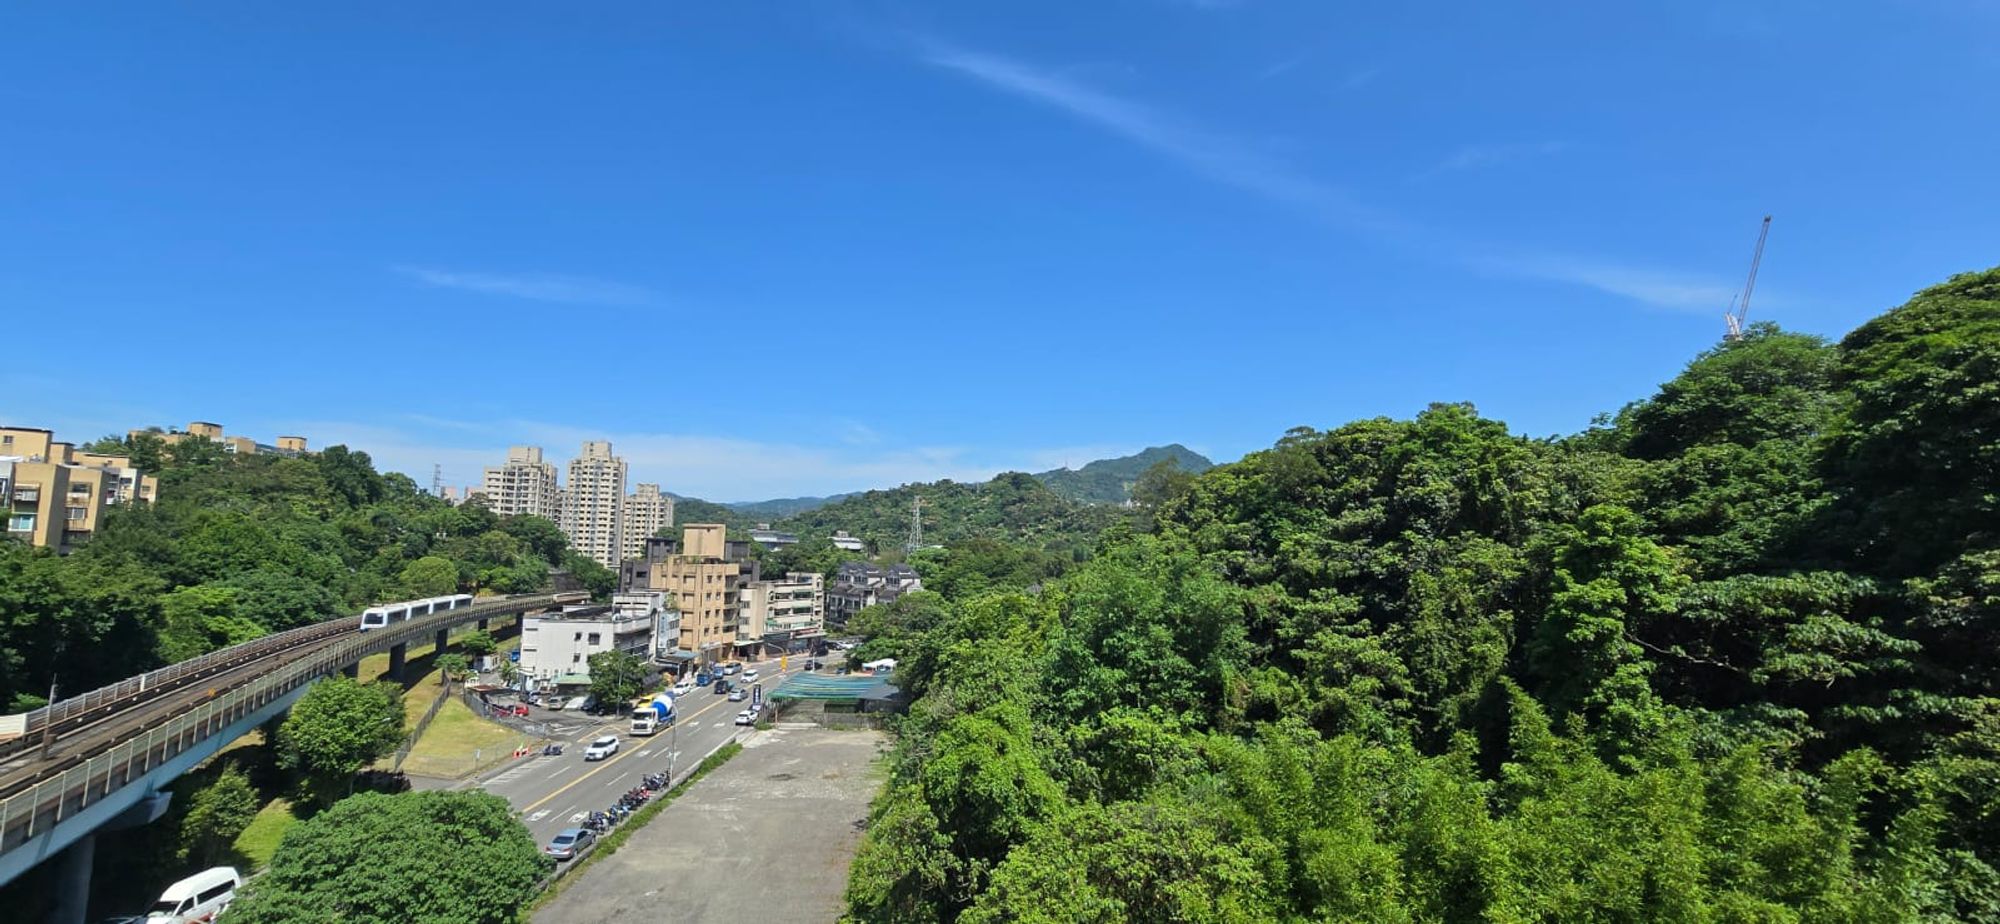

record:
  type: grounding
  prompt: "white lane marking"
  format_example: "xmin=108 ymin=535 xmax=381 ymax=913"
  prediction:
xmin=636 ymin=749 xmax=653 ymax=757
xmin=546 ymin=765 xmax=573 ymax=779
xmin=527 ymin=809 xmax=551 ymax=822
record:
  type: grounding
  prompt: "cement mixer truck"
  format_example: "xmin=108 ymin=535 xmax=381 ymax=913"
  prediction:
xmin=630 ymin=692 xmax=675 ymax=736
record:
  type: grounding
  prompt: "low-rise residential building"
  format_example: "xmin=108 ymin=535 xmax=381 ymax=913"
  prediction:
xmin=740 ymin=572 xmax=825 ymax=655
xmin=830 ymin=530 xmax=866 ymax=552
xmin=2 ymin=426 xmax=158 ymax=554
xmin=517 ymin=600 xmax=654 ymax=690
xmin=827 ymin=561 xmax=922 ymax=627
xmin=749 ymin=525 xmax=799 ymax=547
xmin=127 ymin=421 xmax=307 ymax=456
xmin=610 ymin=590 xmax=681 ymax=665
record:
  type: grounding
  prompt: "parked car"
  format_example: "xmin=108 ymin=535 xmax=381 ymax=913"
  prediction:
xmin=734 ymin=710 xmax=755 ymax=726
xmin=728 ymin=689 xmax=746 ymax=702
xmin=583 ymin=735 xmax=620 ymax=761
xmin=544 ymin=827 xmax=594 ymax=860
xmin=741 ymin=669 xmax=761 ymax=683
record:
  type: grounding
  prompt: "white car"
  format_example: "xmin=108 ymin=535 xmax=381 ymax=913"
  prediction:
xmin=741 ymin=669 xmax=761 ymax=683
xmin=734 ymin=710 xmax=754 ymax=726
xmin=583 ymin=735 xmax=620 ymax=761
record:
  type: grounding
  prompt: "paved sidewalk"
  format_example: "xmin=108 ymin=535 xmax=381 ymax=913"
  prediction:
xmin=534 ymin=725 xmax=889 ymax=924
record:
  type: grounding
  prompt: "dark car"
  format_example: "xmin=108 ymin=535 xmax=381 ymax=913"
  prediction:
xmin=713 ymin=678 xmax=729 ymax=694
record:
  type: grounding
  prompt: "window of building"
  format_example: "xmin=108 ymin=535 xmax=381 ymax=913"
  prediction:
xmin=8 ymin=514 xmax=34 ymax=532
xmin=66 ymin=507 xmax=87 ymax=521
xmin=587 ymin=632 xmax=601 ymax=645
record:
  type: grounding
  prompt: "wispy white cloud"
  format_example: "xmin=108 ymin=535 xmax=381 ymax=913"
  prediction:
xmin=917 ymin=39 xmax=1399 ymax=232
xmin=1424 ymin=141 xmax=1567 ymax=176
xmin=393 ymin=266 xmax=655 ymax=306
xmin=911 ymin=36 xmax=1749 ymax=317
xmin=1258 ymin=56 xmax=1305 ymax=80
xmin=1478 ymin=253 xmax=1741 ymax=314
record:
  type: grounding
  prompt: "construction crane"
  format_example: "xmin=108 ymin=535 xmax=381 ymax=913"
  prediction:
xmin=1724 ymin=215 xmax=1772 ymax=341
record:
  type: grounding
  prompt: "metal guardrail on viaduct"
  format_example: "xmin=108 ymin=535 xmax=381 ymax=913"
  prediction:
xmin=0 ymin=592 xmax=582 ymax=888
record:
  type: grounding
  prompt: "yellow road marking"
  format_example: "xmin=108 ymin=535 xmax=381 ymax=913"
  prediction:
xmin=518 ymin=668 xmax=784 ymax=814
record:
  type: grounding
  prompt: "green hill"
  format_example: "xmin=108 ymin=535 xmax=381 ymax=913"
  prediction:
xmin=771 ymin=471 xmax=1121 ymax=556
xmin=1032 ymin=444 xmax=1213 ymax=504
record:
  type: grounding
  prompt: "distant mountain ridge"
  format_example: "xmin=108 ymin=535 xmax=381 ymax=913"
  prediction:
xmin=1031 ymin=444 xmax=1214 ymax=505
xmin=729 ymin=494 xmax=855 ymax=520
xmin=660 ymin=445 xmax=1212 ymax=536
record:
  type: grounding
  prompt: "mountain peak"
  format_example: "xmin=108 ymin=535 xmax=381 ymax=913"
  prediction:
xmin=1034 ymin=444 xmax=1213 ymax=504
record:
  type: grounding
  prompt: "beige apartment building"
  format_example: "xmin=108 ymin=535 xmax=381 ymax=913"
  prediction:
xmin=127 ymin=421 xmax=307 ymax=456
xmin=642 ymin=524 xmax=760 ymax=666
xmin=621 ymin=482 xmax=674 ymax=563
xmin=479 ymin=445 xmax=562 ymax=519
xmin=3 ymin=427 xmax=158 ymax=554
xmin=563 ymin=441 xmax=627 ymax=569
xmin=739 ymin=572 xmax=826 ymax=653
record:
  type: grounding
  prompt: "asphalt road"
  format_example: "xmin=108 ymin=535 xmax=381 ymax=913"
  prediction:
xmin=467 ymin=655 xmax=805 ymax=847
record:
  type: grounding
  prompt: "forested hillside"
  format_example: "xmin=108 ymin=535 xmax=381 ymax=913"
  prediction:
xmin=773 ymin=472 xmax=1122 ymax=559
xmin=1032 ymin=444 xmax=1214 ymax=504
xmin=843 ymin=267 xmax=2000 ymax=922
xmin=0 ymin=443 xmax=612 ymax=712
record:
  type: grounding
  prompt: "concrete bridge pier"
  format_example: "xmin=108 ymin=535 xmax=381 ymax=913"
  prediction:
xmin=49 ymin=790 xmax=172 ymax=924
xmin=48 ymin=832 xmax=94 ymax=924
xmin=340 ymin=662 xmax=358 ymax=679
xmin=435 ymin=629 xmax=449 ymax=655
xmin=388 ymin=642 xmax=407 ymax=681
xmin=477 ymin=618 xmax=489 ymax=631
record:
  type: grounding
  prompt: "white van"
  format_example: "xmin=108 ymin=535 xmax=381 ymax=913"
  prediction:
xmin=146 ymin=866 xmax=242 ymax=923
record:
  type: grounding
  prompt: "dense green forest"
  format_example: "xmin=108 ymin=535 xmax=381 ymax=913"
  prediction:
xmin=842 ymin=268 xmax=2000 ymax=922
xmin=1032 ymin=444 xmax=1214 ymax=505
xmin=0 ymin=441 xmax=612 ymax=712
xmin=773 ymin=472 xmax=1125 ymax=559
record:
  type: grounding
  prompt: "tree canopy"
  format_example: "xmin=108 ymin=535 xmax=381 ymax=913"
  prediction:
xmin=275 ymin=677 xmax=405 ymax=805
xmin=843 ymin=264 xmax=2000 ymax=922
xmin=225 ymin=790 xmax=549 ymax=924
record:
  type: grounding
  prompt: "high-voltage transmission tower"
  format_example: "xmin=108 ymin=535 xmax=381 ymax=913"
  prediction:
xmin=905 ymin=496 xmax=924 ymax=555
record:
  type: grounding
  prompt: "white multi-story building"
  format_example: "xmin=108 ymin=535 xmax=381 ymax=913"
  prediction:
xmin=563 ymin=441 xmax=627 ymax=569
xmin=740 ymin=572 xmax=826 ymax=654
xmin=518 ymin=600 xmax=655 ymax=689
xmin=611 ymin=591 xmax=681 ymax=664
xmin=622 ymin=482 xmax=675 ymax=563
xmin=480 ymin=446 xmax=561 ymax=519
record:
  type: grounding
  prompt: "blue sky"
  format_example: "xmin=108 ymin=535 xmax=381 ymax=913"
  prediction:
xmin=4 ymin=2 xmax=1995 ymax=500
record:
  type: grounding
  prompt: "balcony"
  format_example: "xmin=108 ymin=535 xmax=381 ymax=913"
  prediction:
xmin=12 ymin=487 xmax=39 ymax=503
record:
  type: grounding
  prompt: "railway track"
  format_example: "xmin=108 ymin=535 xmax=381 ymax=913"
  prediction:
xmin=0 ymin=593 xmax=568 ymax=802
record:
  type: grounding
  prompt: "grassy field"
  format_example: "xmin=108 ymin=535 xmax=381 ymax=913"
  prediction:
xmin=398 ymin=694 xmax=529 ymax=778
xmin=234 ymin=798 xmax=298 ymax=868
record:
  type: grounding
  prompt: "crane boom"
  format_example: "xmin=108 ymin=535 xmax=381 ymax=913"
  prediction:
xmin=1725 ymin=215 xmax=1772 ymax=340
